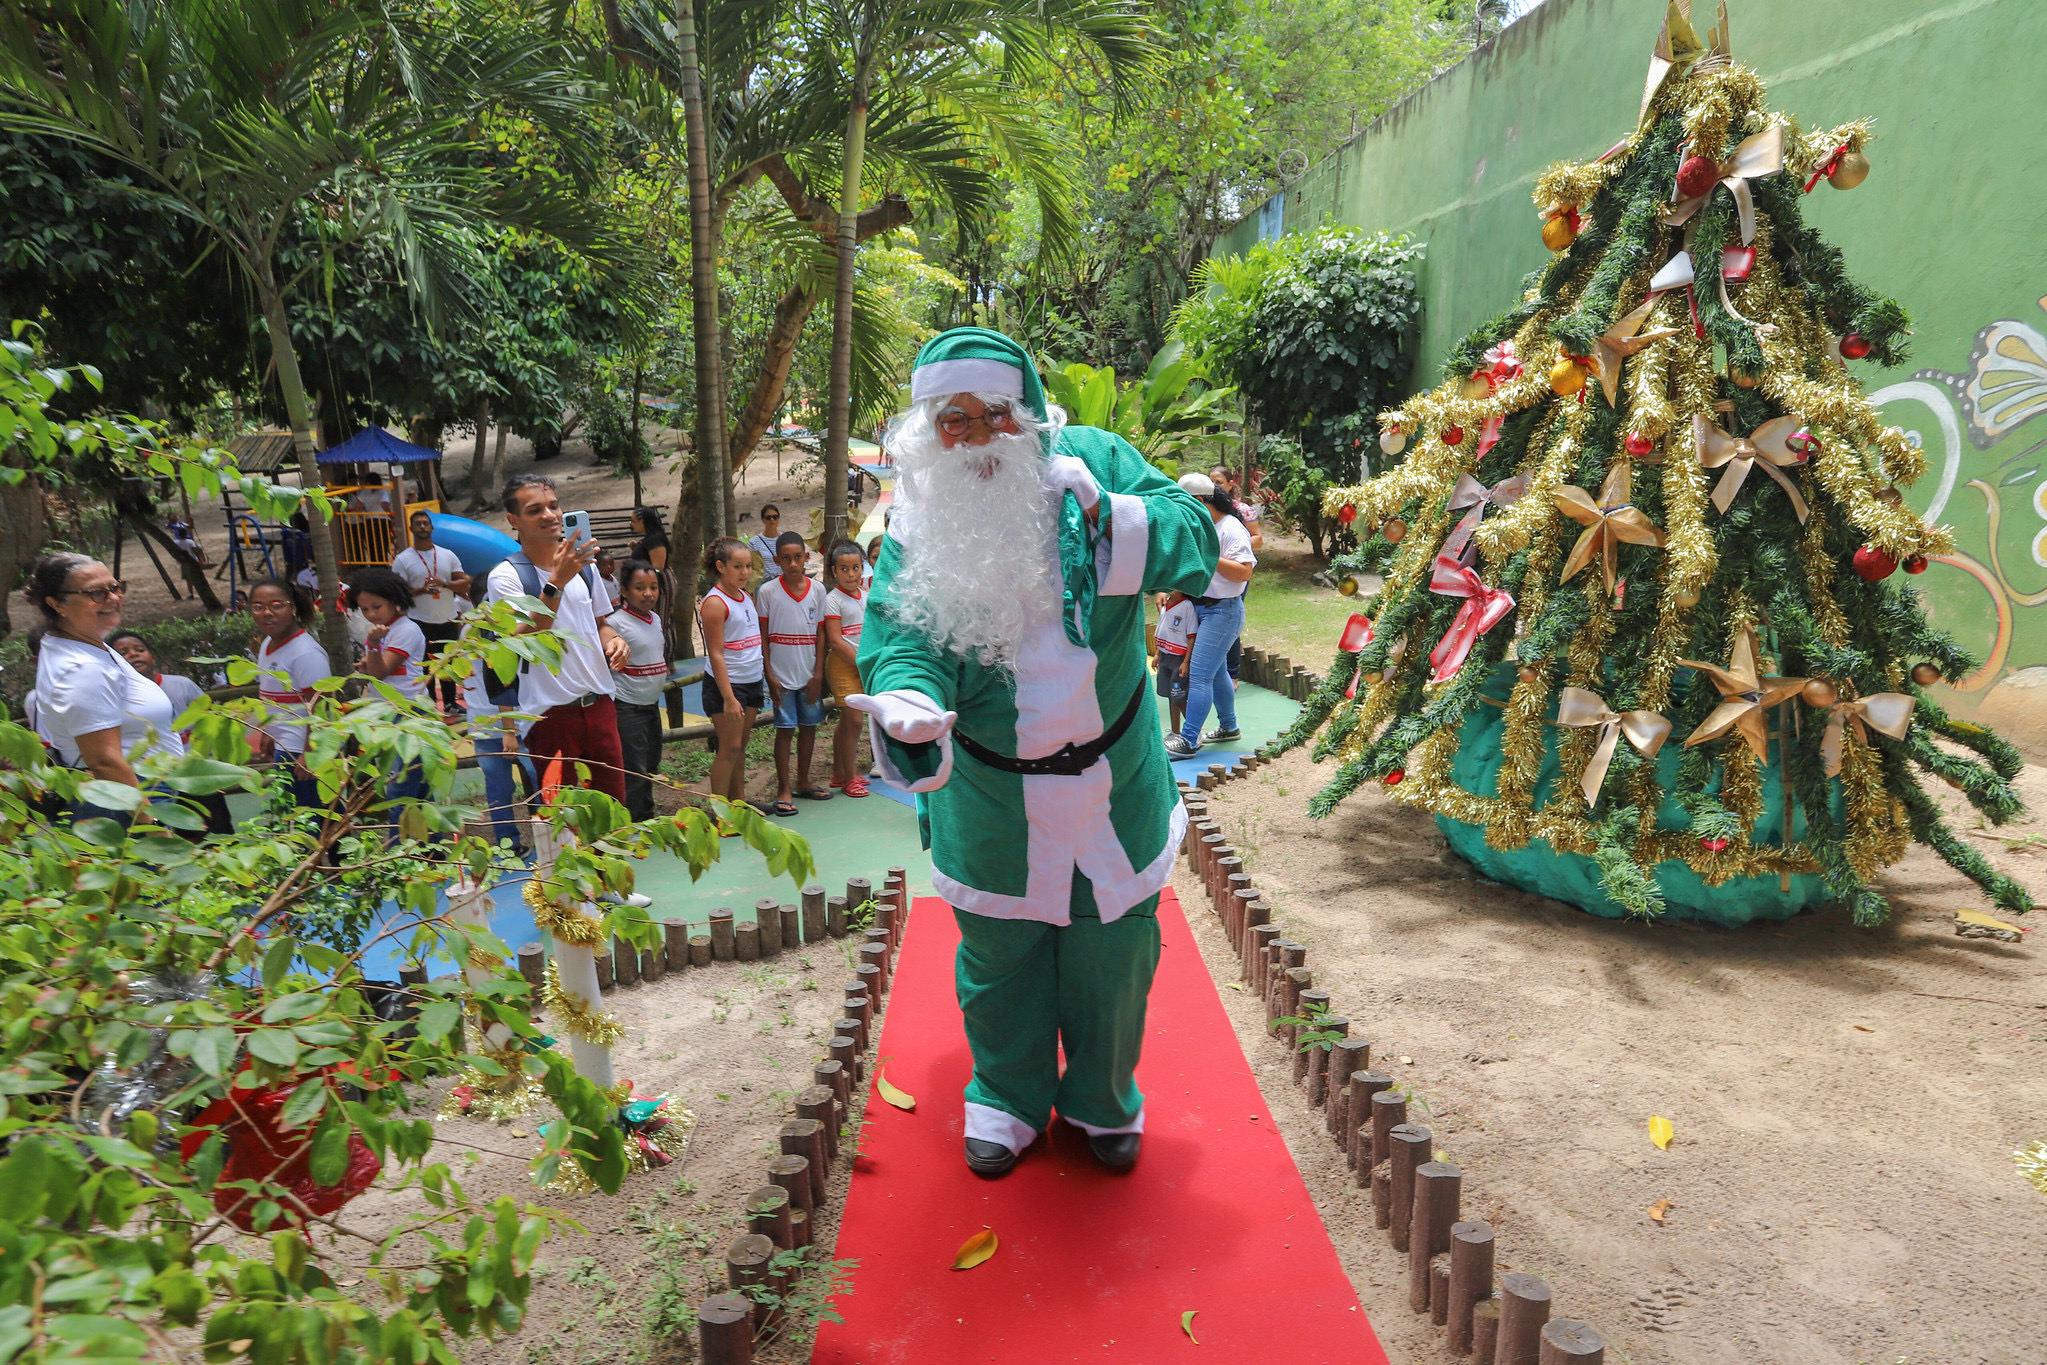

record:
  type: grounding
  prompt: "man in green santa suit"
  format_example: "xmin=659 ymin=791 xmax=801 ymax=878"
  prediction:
xmin=850 ymin=327 xmax=1219 ymax=1176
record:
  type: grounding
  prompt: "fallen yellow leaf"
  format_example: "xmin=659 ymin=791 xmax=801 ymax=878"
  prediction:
xmin=875 ymin=1070 xmax=916 ymax=1111
xmin=952 ymin=1225 xmax=998 ymax=1271
xmin=1647 ymin=1198 xmax=1674 ymax=1223
xmin=1958 ymin=908 xmax=2029 ymax=934
xmin=1181 ymin=1309 xmax=1199 ymax=1343
xmin=1647 ymin=1115 xmax=1675 ymax=1150
xmin=229 ymin=1342 xmax=253 ymax=1354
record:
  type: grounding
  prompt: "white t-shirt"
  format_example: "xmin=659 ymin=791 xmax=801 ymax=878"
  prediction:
xmin=1205 ymin=515 xmax=1256 ymax=600
xmin=824 ymin=586 xmax=865 ymax=650
xmin=255 ymin=629 xmax=331 ymax=754
xmin=36 ymin=635 xmax=187 ymax=768
xmin=600 ymin=575 xmax=623 ymax=615
xmin=371 ymin=615 xmax=429 ymax=702
xmin=294 ymin=565 xmax=319 ymax=593
xmin=153 ymin=673 xmax=205 ymax=725
xmin=1156 ymin=600 xmax=1197 ymax=656
xmin=609 ymin=607 xmax=668 ymax=707
xmin=700 ymin=586 xmax=763 ymax=686
xmin=485 ymin=559 xmax=616 ymax=712
xmin=747 ymin=533 xmax=780 ymax=572
xmin=391 ymin=545 xmax=466 ymax=625
xmin=756 ymin=576 xmax=824 ymax=690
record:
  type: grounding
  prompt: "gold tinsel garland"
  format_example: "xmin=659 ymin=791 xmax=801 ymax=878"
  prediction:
xmin=544 ymin=1085 xmax=697 ymax=1196
xmin=523 ymin=877 xmax=607 ymax=945
xmin=439 ymin=1048 xmax=548 ymax=1124
xmin=541 ymin=960 xmax=626 ymax=1048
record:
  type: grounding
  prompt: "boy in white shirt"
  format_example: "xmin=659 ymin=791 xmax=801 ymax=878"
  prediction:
xmin=608 ymin=560 xmax=669 ymax=821
xmin=755 ymin=531 xmax=829 ymax=815
xmin=821 ymin=541 xmax=869 ymax=796
xmin=1154 ymin=591 xmax=1198 ymax=735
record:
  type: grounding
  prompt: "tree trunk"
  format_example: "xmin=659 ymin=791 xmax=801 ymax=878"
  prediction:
xmin=0 ymin=480 xmax=47 ymax=637
xmin=257 ymin=267 xmax=349 ymax=671
xmin=719 ymin=270 xmax=737 ymax=533
xmin=629 ymin=361 xmax=645 ymax=509
xmin=466 ymin=399 xmax=491 ymax=505
xmin=676 ymin=0 xmax=726 ymax=543
xmin=669 ymin=459 xmax=702 ymax=660
xmin=822 ymin=52 xmax=872 ymax=550
xmin=729 ymin=280 xmax=819 ymax=472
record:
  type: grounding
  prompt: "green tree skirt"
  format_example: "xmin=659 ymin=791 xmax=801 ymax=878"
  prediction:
xmin=1433 ymin=665 xmax=1839 ymax=927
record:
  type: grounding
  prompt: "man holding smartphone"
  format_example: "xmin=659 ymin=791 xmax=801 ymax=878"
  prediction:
xmin=486 ymin=474 xmax=632 ymax=804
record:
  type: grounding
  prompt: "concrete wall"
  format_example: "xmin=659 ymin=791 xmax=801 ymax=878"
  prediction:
xmin=1217 ymin=0 xmax=2047 ymax=743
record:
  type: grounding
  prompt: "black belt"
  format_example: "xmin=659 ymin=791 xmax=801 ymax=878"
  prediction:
xmin=954 ymin=682 xmax=1147 ymax=777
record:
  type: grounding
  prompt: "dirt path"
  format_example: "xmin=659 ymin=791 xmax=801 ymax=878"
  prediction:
xmin=1183 ymin=747 xmax=2047 ymax=1365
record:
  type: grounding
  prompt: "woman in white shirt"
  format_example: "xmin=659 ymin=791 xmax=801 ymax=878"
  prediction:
xmin=1164 ymin=476 xmax=1256 ymax=757
xmin=23 ymin=553 xmax=186 ymax=824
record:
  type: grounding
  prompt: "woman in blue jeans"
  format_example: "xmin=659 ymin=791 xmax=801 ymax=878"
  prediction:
xmin=1165 ymin=478 xmax=1257 ymax=757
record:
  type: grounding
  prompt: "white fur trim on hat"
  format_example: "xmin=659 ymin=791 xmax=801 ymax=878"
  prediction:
xmin=910 ymin=358 xmax=1026 ymax=403
xmin=1177 ymin=472 xmax=1215 ymax=498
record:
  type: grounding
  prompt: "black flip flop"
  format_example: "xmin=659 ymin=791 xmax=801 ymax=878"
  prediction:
xmin=768 ymin=800 xmax=799 ymax=817
xmin=794 ymin=786 xmax=834 ymax=801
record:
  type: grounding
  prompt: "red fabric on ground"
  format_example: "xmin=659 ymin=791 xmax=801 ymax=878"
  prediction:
xmin=812 ymin=890 xmax=1389 ymax=1364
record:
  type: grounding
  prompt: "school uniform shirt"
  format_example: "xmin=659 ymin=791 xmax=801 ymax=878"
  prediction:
xmin=824 ymin=585 xmax=866 ymax=649
xmin=153 ymin=673 xmax=206 ymax=723
xmin=255 ymin=629 xmax=331 ymax=754
xmin=36 ymin=635 xmax=187 ymax=768
xmin=1203 ymin=515 xmax=1256 ymax=600
xmin=600 ymin=575 xmax=624 ymax=615
xmin=391 ymin=546 xmax=466 ymax=626
xmin=373 ymin=615 xmax=430 ymax=703
xmin=609 ymin=607 xmax=668 ymax=707
xmin=756 ymin=576 xmax=825 ymax=690
xmin=700 ymin=585 xmax=764 ymax=685
xmin=1155 ymin=600 xmax=1197 ymax=657
xmin=484 ymin=560 xmax=616 ymax=712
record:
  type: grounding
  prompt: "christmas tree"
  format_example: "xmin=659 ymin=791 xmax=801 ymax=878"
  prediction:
xmin=1278 ymin=1 xmax=2033 ymax=927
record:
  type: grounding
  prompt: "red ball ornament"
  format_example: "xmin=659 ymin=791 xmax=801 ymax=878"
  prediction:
xmin=1337 ymin=503 xmax=1358 ymax=526
xmin=1624 ymin=433 xmax=1654 ymax=457
xmin=1698 ymin=837 xmax=1731 ymax=853
xmin=1903 ymin=554 xmax=1929 ymax=574
xmin=1383 ymin=768 xmax=1405 ymax=787
xmin=1851 ymin=545 xmax=1898 ymax=581
xmin=1839 ymin=332 xmax=1874 ymax=360
xmin=1676 ymin=154 xmax=1720 ymax=199
xmin=1442 ymin=425 xmax=1465 ymax=447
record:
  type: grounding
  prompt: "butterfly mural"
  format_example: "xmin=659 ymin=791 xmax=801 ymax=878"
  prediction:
xmin=1917 ymin=318 xmax=2047 ymax=451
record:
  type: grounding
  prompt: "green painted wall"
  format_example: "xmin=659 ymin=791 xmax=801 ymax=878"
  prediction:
xmin=1217 ymin=0 xmax=2047 ymax=748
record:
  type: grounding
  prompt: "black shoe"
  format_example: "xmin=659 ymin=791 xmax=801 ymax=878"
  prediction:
xmin=1087 ymin=1132 xmax=1141 ymax=1172
xmin=1163 ymin=735 xmax=1199 ymax=758
xmin=964 ymin=1137 xmax=1018 ymax=1178
xmin=1203 ymin=726 xmax=1242 ymax=743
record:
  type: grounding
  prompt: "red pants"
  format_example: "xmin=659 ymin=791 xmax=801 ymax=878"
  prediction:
xmin=525 ymin=695 xmax=629 ymax=806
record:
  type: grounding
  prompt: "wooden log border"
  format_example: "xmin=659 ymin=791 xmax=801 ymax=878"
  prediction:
xmin=1175 ymin=779 xmax=1609 ymax=1363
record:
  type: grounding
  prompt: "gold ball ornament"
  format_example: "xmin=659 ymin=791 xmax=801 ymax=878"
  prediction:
xmin=1379 ymin=428 xmax=1408 ymax=456
xmin=1729 ymin=368 xmax=1761 ymax=389
xmin=1875 ymin=486 xmax=1904 ymax=507
xmin=1801 ymin=679 xmax=1839 ymax=708
xmin=1828 ymin=150 xmax=1870 ymax=190
xmin=1673 ymin=588 xmax=1700 ymax=609
xmin=1911 ymin=663 xmax=1942 ymax=687
xmin=1460 ymin=374 xmax=1491 ymax=400
xmin=1382 ymin=518 xmax=1408 ymax=545
xmin=1549 ymin=357 xmax=1588 ymax=396
xmin=1337 ymin=574 xmax=1360 ymax=598
xmin=1364 ymin=671 xmax=1384 ymax=685
xmin=1540 ymin=215 xmax=1577 ymax=252
xmin=1517 ymin=665 xmax=1540 ymax=685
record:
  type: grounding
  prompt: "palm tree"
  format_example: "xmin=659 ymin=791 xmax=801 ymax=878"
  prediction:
xmin=0 ymin=0 xmax=620 ymax=666
xmin=801 ymin=0 xmax=1158 ymax=545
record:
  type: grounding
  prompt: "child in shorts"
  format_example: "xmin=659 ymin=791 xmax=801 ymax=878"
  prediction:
xmin=822 ymin=541 xmax=868 ymax=796
xmin=1155 ymin=591 xmax=1198 ymax=735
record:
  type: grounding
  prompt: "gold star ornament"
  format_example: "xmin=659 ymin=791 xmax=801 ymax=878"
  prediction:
xmin=1554 ymin=462 xmax=1666 ymax=595
xmin=1677 ymin=626 xmax=1812 ymax=760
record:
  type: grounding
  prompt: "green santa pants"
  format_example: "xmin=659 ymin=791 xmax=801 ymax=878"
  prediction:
xmin=953 ymin=868 xmax=1162 ymax=1145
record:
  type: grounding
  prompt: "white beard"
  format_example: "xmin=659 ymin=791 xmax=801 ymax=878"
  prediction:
xmin=887 ymin=414 xmax=1059 ymax=670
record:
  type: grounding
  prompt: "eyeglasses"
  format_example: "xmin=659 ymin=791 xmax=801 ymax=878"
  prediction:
xmin=937 ymin=405 xmax=1015 ymax=438
xmin=60 ymin=582 xmax=128 ymax=603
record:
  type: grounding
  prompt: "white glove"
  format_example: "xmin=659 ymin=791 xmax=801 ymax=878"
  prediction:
xmin=845 ymin=689 xmax=955 ymax=744
xmin=1046 ymin=454 xmax=1101 ymax=514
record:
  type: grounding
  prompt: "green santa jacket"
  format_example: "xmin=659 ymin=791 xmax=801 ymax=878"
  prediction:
xmin=857 ymin=425 xmax=1220 ymax=925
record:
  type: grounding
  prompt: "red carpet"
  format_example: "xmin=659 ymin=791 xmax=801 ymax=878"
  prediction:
xmin=812 ymin=890 xmax=1389 ymax=1364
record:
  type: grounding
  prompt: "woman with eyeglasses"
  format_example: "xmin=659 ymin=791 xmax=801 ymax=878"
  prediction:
xmin=23 ymin=553 xmax=185 ymax=822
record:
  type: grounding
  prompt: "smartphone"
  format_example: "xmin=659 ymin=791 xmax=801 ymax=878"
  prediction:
xmin=561 ymin=510 xmax=593 ymax=548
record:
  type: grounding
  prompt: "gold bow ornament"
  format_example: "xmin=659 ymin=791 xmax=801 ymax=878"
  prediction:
xmin=1819 ymin=693 xmax=1916 ymax=776
xmin=1677 ymin=627 xmax=1811 ymax=760
xmin=1554 ymin=462 xmax=1667 ymax=594
xmin=1589 ymin=296 xmax=1683 ymax=407
xmin=1556 ymin=686 xmax=1673 ymax=805
xmin=1695 ymin=414 xmax=1810 ymax=522
xmin=1662 ymin=123 xmax=1785 ymax=245
xmin=1441 ymin=470 xmax=1534 ymax=562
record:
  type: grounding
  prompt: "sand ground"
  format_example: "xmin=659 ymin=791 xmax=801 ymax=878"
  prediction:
xmin=1178 ymin=747 xmax=2047 ymax=1365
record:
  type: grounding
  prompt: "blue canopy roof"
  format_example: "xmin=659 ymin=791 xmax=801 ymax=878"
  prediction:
xmin=316 ymin=427 xmax=441 ymax=465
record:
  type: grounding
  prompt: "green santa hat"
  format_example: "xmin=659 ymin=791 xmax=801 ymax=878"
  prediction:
xmin=909 ymin=326 xmax=1048 ymax=423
